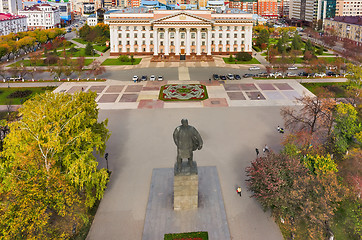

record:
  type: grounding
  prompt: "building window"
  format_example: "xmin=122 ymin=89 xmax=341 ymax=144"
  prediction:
xmin=142 ymin=33 xmax=145 ymax=38
xmin=234 ymin=47 xmax=237 ymax=51
xmin=143 ymin=47 xmax=146 ymax=52
xmin=242 ymin=40 xmax=244 ymax=44
xmin=202 ymin=41 xmax=205 ymax=46
xmin=134 ymin=26 xmax=137 ymax=30
xmin=242 ymin=26 xmax=245 ymax=31
xmin=150 ymin=41 xmax=153 ymax=45
xmin=134 ymin=33 xmax=137 ymax=38
xmin=202 ymin=49 xmax=205 ymax=53
xmin=181 ymin=32 xmax=185 ymax=38
xmin=160 ymin=33 xmax=164 ymax=39
xmin=219 ymin=33 xmax=222 ymax=38
xmin=227 ymin=26 xmax=230 ymax=30
xmin=160 ymin=41 xmax=163 ymax=46
xmin=142 ymin=26 xmax=145 ymax=30
xmin=160 ymin=49 xmax=163 ymax=53
xmin=119 ymin=33 xmax=122 ymax=38
xmin=227 ymin=47 xmax=229 ymax=51
xmin=119 ymin=41 xmax=122 ymax=45
xmin=234 ymin=33 xmax=237 ymax=38
xmin=118 ymin=26 xmax=122 ymax=30
xmin=219 ymin=41 xmax=222 ymax=45
xmin=135 ymin=41 xmax=138 ymax=45
xmin=127 ymin=41 xmax=130 ymax=45
xmin=219 ymin=47 xmax=222 ymax=52
xmin=234 ymin=26 xmax=237 ymax=30
xmin=151 ymin=26 xmax=153 ymax=30
xmin=212 ymin=26 xmax=215 ymax=30
xmin=127 ymin=48 xmax=130 ymax=52
xmin=192 ymin=49 xmax=195 ymax=53
xmin=201 ymin=32 xmax=206 ymax=39
xmin=242 ymin=47 xmax=244 ymax=51
xmin=192 ymin=41 xmax=195 ymax=46
xmin=142 ymin=40 xmax=145 ymax=45
xmin=170 ymin=32 xmax=175 ymax=39
xmin=212 ymin=48 xmax=214 ymax=51
xmin=181 ymin=41 xmax=184 ymax=46
xmin=226 ymin=33 xmax=230 ymax=38
xmin=219 ymin=26 xmax=222 ymax=30
xmin=151 ymin=48 xmax=153 ymax=51
xmin=171 ymin=41 xmax=174 ymax=46
xmin=191 ymin=33 xmax=196 ymax=38
xmin=226 ymin=40 xmax=229 ymax=45
xmin=242 ymin=33 xmax=245 ymax=38
xmin=212 ymin=40 xmax=214 ymax=45
xmin=212 ymin=33 xmax=215 ymax=38
xmin=126 ymin=26 xmax=129 ymax=30
xmin=150 ymin=33 xmax=153 ymax=38
xmin=126 ymin=33 xmax=130 ymax=38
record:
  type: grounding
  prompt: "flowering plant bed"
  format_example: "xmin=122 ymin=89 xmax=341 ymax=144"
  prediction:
xmin=159 ymin=84 xmax=208 ymax=101
xmin=164 ymin=231 xmax=208 ymax=240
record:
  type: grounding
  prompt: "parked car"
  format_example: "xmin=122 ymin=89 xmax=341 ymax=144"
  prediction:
xmin=7 ymin=77 xmax=23 ymax=81
xmin=256 ymin=72 xmax=268 ymax=77
xmin=249 ymin=66 xmax=260 ymax=71
xmin=141 ymin=75 xmax=147 ymax=81
xmin=132 ymin=75 xmax=139 ymax=82
xmin=326 ymin=72 xmax=339 ymax=77
xmin=298 ymin=71 xmax=309 ymax=77
xmin=213 ymin=74 xmax=219 ymax=80
xmin=269 ymin=72 xmax=282 ymax=78
xmin=220 ymin=75 xmax=227 ymax=80
xmin=314 ymin=73 xmax=326 ymax=77
xmin=150 ymin=75 xmax=156 ymax=81
xmin=158 ymin=75 xmax=163 ymax=81
xmin=288 ymin=66 xmax=298 ymax=70
xmin=243 ymin=73 xmax=254 ymax=78
xmin=227 ymin=73 xmax=234 ymax=80
xmin=234 ymin=74 xmax=241 ymax=80
xmin=287 ymin=72 xmax=298 ymax=77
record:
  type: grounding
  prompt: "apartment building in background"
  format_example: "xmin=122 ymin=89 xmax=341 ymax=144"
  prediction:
xmin=0 ymin=12 xmax=27 ymax=35
xmin=257 ymin=0 xmax=278 ymax=19
xmin=18 ymin=3 xmax=60 ymax=30
xmin=336 ymin=0 xmax=362 ymax=16
xmin=0 ymin=0 xmax=22 ymax=14
xmin=324 ymin=16 xmax=362 ymax=45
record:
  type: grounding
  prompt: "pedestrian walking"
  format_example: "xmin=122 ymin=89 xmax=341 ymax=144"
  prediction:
xmin=257 ymin=94 xmax=261 ymax=100
xmin=263 ymin=144 xmax=269 ymax=153
xmin=236 ymin=187 xmax=242 ymax=197
xmin=209 ymin=78 xmax=211 ymax=82
xmin=255 ymin=148 xmax=259 ymax=157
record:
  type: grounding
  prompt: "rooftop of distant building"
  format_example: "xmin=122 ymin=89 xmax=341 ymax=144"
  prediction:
xmin=329 ymin=16 xmax=362 ymax=26
xmin=0 ymin=13 xmax=26 ymax=21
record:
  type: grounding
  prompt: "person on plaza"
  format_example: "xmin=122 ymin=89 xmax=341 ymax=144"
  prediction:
xmin=255 ymin=148 xmax=259 ymax=157
xmin=257 ymin=94 xmax=261 ymax=100
xmin=236 ymin=187 xmax=242 ymax=197
xmin=263 ymin=144 xmax=269 ymax=153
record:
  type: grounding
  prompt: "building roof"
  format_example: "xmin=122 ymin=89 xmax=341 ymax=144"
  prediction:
xmin=329 ymin=16 xmax=362 ymax=26
xmin=88 ymin=13 xmax=97 ymax=18
xmin=0 ymin=13 xmax=26 ymax=21
xmin=22 ymin=3 xmax=58 ymax=11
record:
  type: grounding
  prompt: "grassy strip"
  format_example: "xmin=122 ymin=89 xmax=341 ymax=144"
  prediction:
xmin=101 ymin=58 xmax=142 ymax=65
xmin=65 ymin=48 xmax=100 ymax=57
xmin=9 ymin=59 xmax=94 ymax=67
xmin=0 ymin=87 xmax=56 ymax=105
xmin=223 ymin=58 xmax=261 ymax=64
xmin=164 ymin=231 xmax=208 ymax=240
xmin=301 ymin=82 xmax=349 ymax=98
xmin=93 ymin=45 xmax=109 ymax=53
xmin=72 ymin=38 xmax=88 ymax=45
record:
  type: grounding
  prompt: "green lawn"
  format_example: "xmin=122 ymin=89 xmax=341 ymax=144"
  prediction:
xmin=66 ymin=48 xmax=100 ymax=57
xmin=101 ymin=58 xmax=142 ymax=65
xmin=72 ymin=38 xmax=88 ymax=45
xmin=223 ymin=58 xmax=261 ymax=64
xmin=93 ymin=45 xmax=109 ymax=53
xmin=321 ymin=57 xmax=337 ymax=64
xmin=164 ymin=232 xmax=208 ymax=240
xmin=0 ymin=87 xmax=56 ymax=105
xmin=301 ymin=82 xmax=349 ymax=98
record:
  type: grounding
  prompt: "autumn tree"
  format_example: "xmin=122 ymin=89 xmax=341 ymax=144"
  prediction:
xmin=346 ymin=63 xmax=362 ymax=87
xmin=87 ymin=60 xmax=105 ymax=80
xmin=74 ymin=56 xmax=85 ymax=80
xmin=256 ymin=29 xmax=270 ymax=50
xmin=281 ymin=95 xmax=336 ymax=136
xmin=0 ymin=91 xmax=110 ymax=238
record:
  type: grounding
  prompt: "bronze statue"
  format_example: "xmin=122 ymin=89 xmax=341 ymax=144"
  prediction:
xmin=173 ymin=119 xmax=203 ymax=172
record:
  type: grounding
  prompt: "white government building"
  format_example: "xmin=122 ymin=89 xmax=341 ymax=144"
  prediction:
xmin=106 ymin=10 xmax=253 ymax=58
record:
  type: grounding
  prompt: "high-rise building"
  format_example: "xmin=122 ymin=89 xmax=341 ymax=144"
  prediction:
xmin=0 ymin=0 xmax=22 ymax=14
xmin=289 ymin=0 xmax=336 ymax=23
xmin=336 ymin=0 xmax=362 ymax=16
xmin=257 ymin=0 xmax=278 ymax=19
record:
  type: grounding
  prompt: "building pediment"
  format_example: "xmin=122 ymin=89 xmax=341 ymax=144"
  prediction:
xmin=152 ymin=11 xmax=213 ymax=24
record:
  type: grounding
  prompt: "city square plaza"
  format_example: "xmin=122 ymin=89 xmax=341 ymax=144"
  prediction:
xmin=53 ymin=77 xmax=315 ymax=240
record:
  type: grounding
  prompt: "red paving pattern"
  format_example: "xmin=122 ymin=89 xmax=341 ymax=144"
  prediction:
xmin=202 ymin=98 xmax=228 ymax=107
xmin=138 ymin=99 xmax=164 ymax=109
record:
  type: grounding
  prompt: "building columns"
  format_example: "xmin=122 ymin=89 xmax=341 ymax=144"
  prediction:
xmin=175 ymin=28 xmax=180 ymax=55
xmin=165 ymin=28 xmax=169 ymax=55
xmin=207 ymin=28 xmax=211 ymax=55
xmin=196 ymin=28 xmax=201 ymax=55
xmin=153 ymin=28 xmax=158 ymax=55
xmin=186 ymin=28 xmax=191 ymax=55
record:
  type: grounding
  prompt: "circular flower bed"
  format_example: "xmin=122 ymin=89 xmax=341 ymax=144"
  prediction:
xmin=159 ymin=84 xmax=208 ymax=101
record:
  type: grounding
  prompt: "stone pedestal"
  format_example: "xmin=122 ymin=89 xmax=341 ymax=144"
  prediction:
xmin=173 ymin=161 xmax=198 ymax=211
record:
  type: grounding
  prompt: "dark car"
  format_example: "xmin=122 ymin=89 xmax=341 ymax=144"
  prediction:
xmin=327 ymin=72 xmax=338 ymax=77
xmin=234 ymin=74 xmax=241 ymax=80
xmin=298 ymin=71 xmax=312 ymax=77
xmin=141 ymin=75 xmax=147 ymax=81
xmin=220 ymin=75 xmax=227 ymax=80
xmin=213 ymin=74 xmax=219 ymax=80
xmin=256 ymin=72 xmax=267 ymax=77
xmin=243 ymin=73 xmax=254 ymax=78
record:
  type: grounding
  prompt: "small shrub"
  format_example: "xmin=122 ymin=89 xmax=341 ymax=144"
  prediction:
xmin=316 ymin=47 xmax=324 ymax=55
xmin=7 ymin=90 xmax=32 ymax=99
xmin=228 ymin=54 xmax=234 ymax=62
xmin=68 ymin=47 xmax=79 ymax=53
xmin=118 ymin=55 xmax=130 ymax=62
xmin=236 ymin=52 xmax=252 ymax=61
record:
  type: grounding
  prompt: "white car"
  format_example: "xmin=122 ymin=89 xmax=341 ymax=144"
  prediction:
xmin=288 ymin=66 xmax=298 ymax=70
xmin=132 ymin=75 xmax=139 ymax=82
xmin=249 ymin=66 xmax=261 ymax=71
xmin=287 ymin=72 xmax=298 ymax=77
xmin=314 ymin=73 xmax=326 ymax=77
xmin=158 ymin=75 xmax=163 ymax=81
xmin=227 ymin=74 xmax=234 ymax=80
xmin=150 ymin=75 xmax=156 ymax=81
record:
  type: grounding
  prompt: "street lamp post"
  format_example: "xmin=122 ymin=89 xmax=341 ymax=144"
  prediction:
xmin=104 ymin=153 xmax=109 ymax=170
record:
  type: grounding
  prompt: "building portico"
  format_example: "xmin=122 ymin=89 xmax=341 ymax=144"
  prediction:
xmin=107 ymin=10 xmax=253 ymax=59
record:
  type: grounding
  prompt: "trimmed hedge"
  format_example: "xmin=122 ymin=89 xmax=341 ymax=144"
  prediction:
xmin=164 ymin=231 xmax=208 ymax=240
xmin=7 ymin=90 xmax=32 ymax=99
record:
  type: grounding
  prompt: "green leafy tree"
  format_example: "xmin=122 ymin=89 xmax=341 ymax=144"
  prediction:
xmin=256 ymin=29 xmax=270 ymax=50
xmin=79 ymin=24 xmax=91 ymax=40
xmin=0 ymin=91 xmax=110 ymax=238
xmin=302 ymin=154 xmax=338 ymax=174
xmin=291 ymin=32 xmax=303 ymax=50
xmin=85 ymin=42 xmax=94 ymax=56
xmin=276 ymin=39 xmax=286 ymax=54
xmin=304 ymin=39 xmax=315 ymax=53
xmin=346 ymin=63 xmax=362 ymax=87
xmin=228 ymin=54 xmax=234 ymax=62
xmin=333 ymin=103 xmax=361 ymax=154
